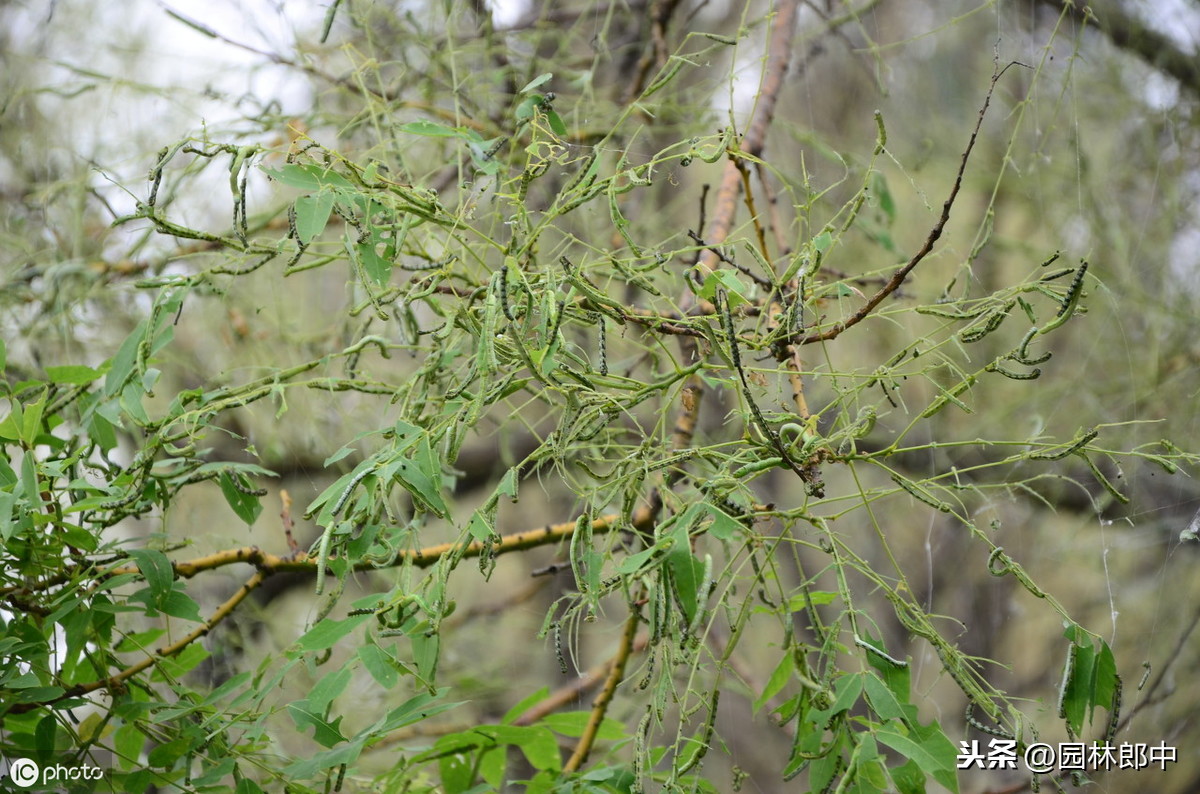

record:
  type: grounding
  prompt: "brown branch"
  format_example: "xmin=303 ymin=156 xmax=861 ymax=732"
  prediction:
xmin=6 ymin=571 xmax=267 ymax=715
xmin=513 ymin=632 xmax=651 ymax=728
xmin=695 ymin=0 xmax=800 ymax=279
xmin=621 ymin=0 xmax=688 ymax=104
xmin=13 ymin=508 xmax=658 ymax=598
xmin=799 ymin=63 xmax=1014 ymax=346
xmin=563 ymin=608 xmax=642 ymax=772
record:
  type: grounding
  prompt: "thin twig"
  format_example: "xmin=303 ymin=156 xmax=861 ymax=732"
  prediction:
xmin=8 ymin=571 xmax=267 ymax=714
xmin=800 ymin=63 xmax=1019 ymax=345
xmin=563 ymin=608 xmax=641 ymax=772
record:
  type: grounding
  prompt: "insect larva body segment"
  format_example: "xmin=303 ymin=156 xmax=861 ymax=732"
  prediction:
xmin=732 ymin=457 xmax=783 ymax=479
xmin=499 ymin=263 xmax=514 ymax=321
xmin=314 ymin=527 xmax=333 ymax=596
xmin=1038 ymin=261 xmax=1088 ymax=334
xmin=650 ymin=577 xmax=668 ymax=646
xmin=964 ymin=704 xmax=1014 ymax=739
xmin=986 ymin=361 xmax=1041 ymax=380
xmin=597 ymin=315 xmax=607 ymax=376
xmin=227 ymin=472 xmax=268 ymax=497
xmin=544 ymin=299 xmax=566 ymax=349
xmin=1081 ymin=453 xmax=1130 ymax=504
xmin=959 ymin=301 xmax=1014 ymax=343
xmin=854 ymin=635 xmax=908 ymax=668
xmin=1013 ymin=327 xmax=1052 ymax=366
xmin=891 ymin=473 xmax=951 ymax=512
xmin=633 ymin=708 xmax=651 ymax=792
xmin=915 ymin=303 xmax=991 ymax=320
xmin=987 ymin=546 xmax=1011 ymax=577
xmin=1105 ymin=674 xmax=1122 ymax=744
xmin=1028 ymin=428 xmax=1099 ymax=461
xmin=687 ymin=554 xmax=714 ymax=636
xmin=100 ymin=485 xmax=144 ymax=511
xmin=553 ymin=620 xmax=568 ymax=674
xmin=570 ymin=512 xmax=589 ymax=594
xmin=1056 ymin=642 xmax=1078 ymax=719
xmin=637 ymin=648 xmax=656 ymax=691
xmin=1058 ymin=262 xmax=1088 ymax=317
xmin=1040 ymin=267 xmax=1074 ymax=282
xmin=717 ymin=290 xmax=743 ymax=375
xmin=675 ymin=689 xmax=719 ymax=776
xmin=331 ymin=465 xmax=374 ymax=517
xmin=921 ymin=376 xmax=976 ymax=418
xmin=148 ymin=146 xmax=168 ymax=208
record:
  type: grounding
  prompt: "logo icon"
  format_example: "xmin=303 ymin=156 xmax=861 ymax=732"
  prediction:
xmin=8 ymin=758 xmax=40 ymax=788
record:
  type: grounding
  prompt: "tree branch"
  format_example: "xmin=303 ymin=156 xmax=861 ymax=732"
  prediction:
xmin=800 ymin=63 xmax=1013 ymax=345
xmin=1037 ymin=0 xmax=1200 ymax=99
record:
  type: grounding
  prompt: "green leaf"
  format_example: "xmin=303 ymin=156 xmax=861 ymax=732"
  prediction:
xmin=540 ymin=711 xmax=623 ymax=740
xmin=544 ymin=108 xmax=568 ymax=137
xmin=0 ymin=401 xmax=23 ymax=441
xmin=698 ymin=269 xmax=751 ymax=308
xmin=466 ymin=510 xmax=492 ymax=542
xmin=755 ymin=653 xmax=793 ymax=714
xmin=1062 ymin=639 xmax=1096 ymax=735
xmin=236 ymin=778 xmax=265 ymax=794
xmin=468 ymin=138 xmax=505 ymax=175
xmin=45 ymin=365 xmax=102 ymax=385
xmin=515 ymin=95 xmax=543 ymax=124
xmin=261 ymin=163 xmax=352 ymax=191
xmin=398 ymin=120 xmax=460 ymax=137
xmin=359 ymin=642 xmax=400 ymax=689
xmin=35 ymin=713 xmax=57 ymax=759
xmin=283 ymin=736 xmax=363 ymax=779
xmin=813 ymin=230 xmax=833 ymax=252
xmin=520 ymin=73 xmax=553 ymax=94
xmin=152 ymin=641 xmax=209 ymax=680
xmin=294 ymin=192 xmax=335 ymax=244
xmin=477 ymin=725 xmax=561 ymax=772
xmin=104 ymin=321 xmax=145 ymax=397
xmin=412 ymin=629 xmax=439 ymax=684
xmin=666 ymin=547 xmax=705 ymax=625
xmin=20 ymin=395 xmax=46 ymax=446
xmin=148 ymin=736 xmax=195 ymax=768
xmin=114 ymin=723 xmax=147 ymax=770
xmin=59 ymin=523 xmax=98 ymax=551
xmin=219 ymin=472 xmax=263 ymax=525
xmin=370 ymin=689 xmax=458 ymax=736
xmin=20 ymin=453 xmax=42 ymax=513
xmin=784 ymin=590 xmax=838 ymax=611
xmin=830 ymin=673 xmax=864 ymax=715
xmin=1093 ymin=639 xmax=1119 ymax=711
xmin=127 ymin=549 xmax=174 ymax=606
xmin=87 ymin=408 xmax=118 ymax=451
xmin=288 ymin=703 xmax=347 ymax=747
xmin=115 ymin=628 xmax=167 ymax=654
xmin=877 ymin=722 xmax=959 ymax=793
xmin=308 ymin=667 xmax=352 ymax=716
xmin=863 ymin=672 xmax=906 ymax=722
xmin=294 ymin=614 xmax=371 ymax=653
xmin=890 ymin=758 xmax=928 ymax=794
xmin=501 ymin=687 xmax=549 ymax=725
xmin=0 ymin=492 xmax=14 ymax=542
xmin=616 ymin=542 xmax=666 ymax=575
